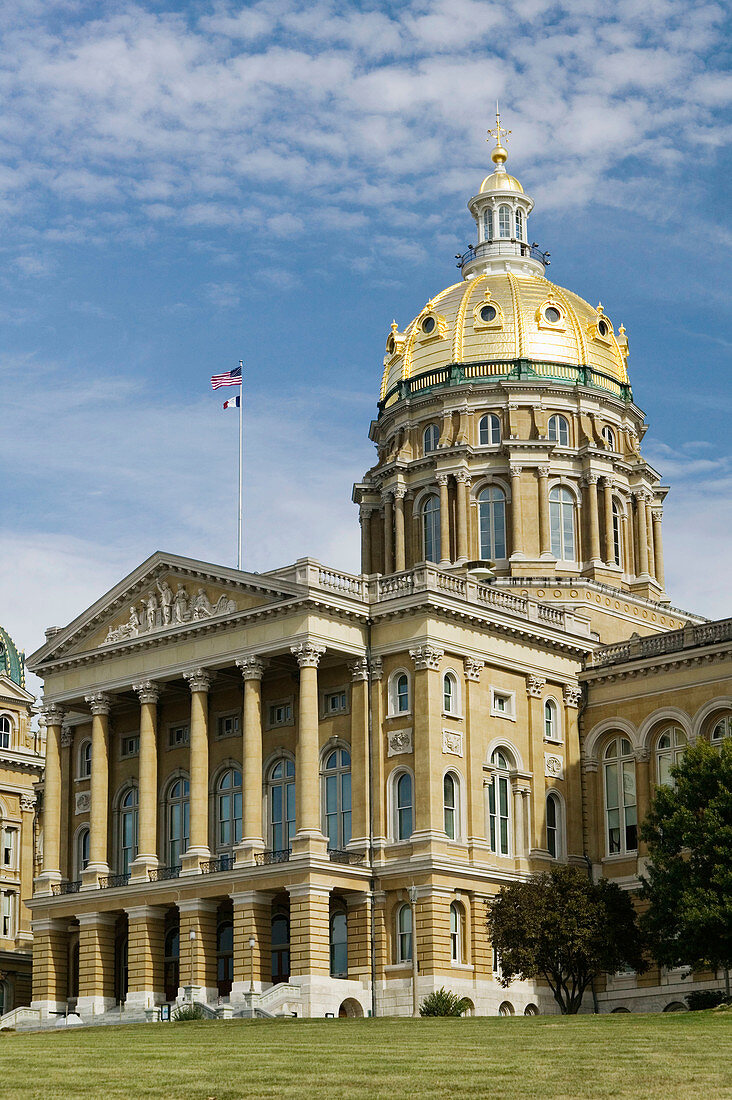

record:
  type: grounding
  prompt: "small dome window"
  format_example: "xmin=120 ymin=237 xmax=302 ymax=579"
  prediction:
xmin=598 ymin=319 xmax=608 ymax=337
xmin=480 ymin=305 xmax=497 ymax=323
xmin=386 ymin=335 xmax=395 ymax=354
xmin=422 ymin=316 xmax=436 ymax=334
xmin=544 ymin=306 xmax=561 ymax=324
xmin=515 ymin=209 xmax=524 ymax=240
xmin=498 ymin=204 xmax=511 ymax=238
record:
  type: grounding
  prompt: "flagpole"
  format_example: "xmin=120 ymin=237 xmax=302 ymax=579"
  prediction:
xmin=238 ymin=359 xmax=244 ymax=570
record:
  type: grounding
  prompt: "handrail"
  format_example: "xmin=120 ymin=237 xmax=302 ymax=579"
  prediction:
xmin=458 ymin=239 xmax=549 ymax=269
xmin=255 ymin=848 xmax=291 ymax=866
xmin=51 ymin=880 xmax=81 ymax=896
xmin=148 ymin=865 xmax=181 ymax=882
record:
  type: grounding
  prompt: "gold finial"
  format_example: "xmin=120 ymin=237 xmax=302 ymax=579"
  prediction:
xmin=487 ymin=101 xmax=511 ymax=169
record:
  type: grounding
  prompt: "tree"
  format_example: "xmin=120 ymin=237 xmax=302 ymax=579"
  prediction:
xmin=487 ymin=864 xmax=646 ymax=1014
xmin=640 ymin=737 xmax=732 ymax=997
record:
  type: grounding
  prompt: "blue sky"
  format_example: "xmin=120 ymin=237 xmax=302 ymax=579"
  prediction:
xmin=0 ymin=0 xmax=730 ymax=676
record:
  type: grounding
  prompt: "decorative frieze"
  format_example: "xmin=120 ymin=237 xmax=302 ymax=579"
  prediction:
xmin=544 ymin=753 xmax=564 ymax=780
xmin=103 ymin=579 xmax=238 ymax=645
xmin=442 ymin=730 xmax=463 ymax=757
xmin=409 ymin=645 xmax=444 ymax=671
xmin=387 ymin=729 xmax=413 ymax=757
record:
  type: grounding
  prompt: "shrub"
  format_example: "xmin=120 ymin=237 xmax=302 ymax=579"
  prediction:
xmin=172 ymin=1003 xmax=206 ymax=1022
xmin=686 ymin=990 xmax=730 ymax=1012
xmin=419 ymin=988 xmax=472 ymax=1017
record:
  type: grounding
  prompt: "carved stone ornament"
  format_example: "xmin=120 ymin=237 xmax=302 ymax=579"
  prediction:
xmin=563 ymin=684 xmax=582 ymax=708
xmin=464 ymin=657 xmax=484 ymax=683
xmin=442 ymin=730 xmax=463 ymax=757
xmin=20 ymin=795 xmax=36 ymax=812
xmin=291 ymin=642 xmax=326 ymax=668
xmin=133 ymin=680 xmax=160 ymax=705
xmin=41 ymin=703 xmax=65 ymax=726
xmin=370 ymin=657 xmax=384 ymax=682
xmin=409 ymin=645 xmax=444 ymax=671
xmin=544 ymin=753 xmax=564 ymax=780
xmin=387 ymin=728 xmax=413 ymax=757
xmin=349 ymin=657 xmax=370 ymax=682
xmin=85 ymin=692 xmax=111 ymax=716
xmin=184 ymin=668 xmax=212 ymax=694
xmin=102 ymin=579 xmax=237 ymax=646
xmin=60 ymin=726 xmax=74 ymax=747
xmin=75 ymin=791 xmax=92 ymax=815
xmin=526 ymin=675 xmax=546 ymax=698
xmin=236 ymin=656 xmax=266 ymax=681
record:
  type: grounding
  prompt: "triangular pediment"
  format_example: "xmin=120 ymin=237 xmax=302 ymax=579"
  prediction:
xmin=27 ymin=551 xmax=303 ymax=668
xmin=0 ymin=672 xmax=35 ymax=708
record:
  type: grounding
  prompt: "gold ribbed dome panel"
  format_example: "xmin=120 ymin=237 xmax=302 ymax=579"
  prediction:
xmin=479 ymin=171 xmax=523 ymax=193
xmin=380 ymin=273 xmax=629 ymax=400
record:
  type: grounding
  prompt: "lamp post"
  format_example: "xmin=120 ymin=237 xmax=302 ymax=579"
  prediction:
xmin=408 ymin=884 xmax=419 ymax=1017
xmin=248 ymin=935 xmax=256 ymax=995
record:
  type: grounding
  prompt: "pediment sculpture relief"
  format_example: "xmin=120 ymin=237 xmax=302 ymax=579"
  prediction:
xmin=102 ymin=579 xmax=237 ymax=646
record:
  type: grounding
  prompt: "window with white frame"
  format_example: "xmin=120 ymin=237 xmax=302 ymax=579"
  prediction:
xmin=479 ymin=413 xmax=501 ymax=446
xmin=546 ymin=791 xmax=562 ymax=859
xmin=323 ymin=747 xmax=351 ymax=850
xmin=2 ymin=890 xmax=16 ymax=939
xmin=216 ymin=767 xmax=242 ymax=855
xmin=450 ymin=900 xmax=466 ymax=963
xmin=656 ymin=726 xmax=686 ymax=787
xmin=268 ymin=757 xmax=295 ymax=852
xmin=544 ymin=698 xmax=561 ymax=743
xmin=422 ymin=493 xmax=441 ymax=563
xmin=394 ymin=771 xmax=413 ymax=841
xmin=323 ymin=689 xmax=348 ymax=716
xmin=423 ymin=424 xmax=439 ymax=454
xmin=602 ymin=426 xmax=616 ymax=450
xmin=479 ymin=486 xmax=507 ymax=561
xmin=498 ymin=204 xmax=511 ymax=238
xmin=217 ymin=713 xmax=240 ymax=739
xmin=611 ymin=500 xmax=623 ymax=567
xmin=604 ymin=737 xmax=637 ymax=855
xmin=490 ymin=688 xmax=516 ymax=720
xmin=515 ymin=208 xmax=524 ymax=240
xmin=168 ymin=724 xmax=189 ymax=749
xmin=2 ymin=827 xmax=15 ymax=871
xmin=166 ymin=777 xmax=190 ymax=868
xmin=119 ymin=786 xmax=138 ymax=876
xmin=120 ymin=734 xmax=140 ymax=759
xmin=267 ymin=700 xmax=293 ymax=729
xmin=388 ymin=670 xmax=411 ymax=716
xmin=549 ymin=486 xmax=576 ymax=560
xmin=443 ymin=772 xmax=459 ymax=839
xmin=488 ymin=749 xmax=512 ymax=856
xmin=547 ymin=414 xmax=570 ymax=447
xmin=79 ymin=739 xmax=92 ymax=779
xmin=0 ymin=716 xmax=10 ymax=749
xmin=443 ymin=672 xmax=460 ymax=715
xmin=76 ymin=826 xmax=90 ymax=878
xmin=483 ymin=209 xmax=493 ymax=239
xmin=396 ymin=903 xmax=413 ymax=962
xmin=711 ymin=713 xmax=732 ymax=742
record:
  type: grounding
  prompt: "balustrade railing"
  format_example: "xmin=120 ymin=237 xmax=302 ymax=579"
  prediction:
xmin=148 ymin=865 xmax=181 ymax=882
xmin=328 ymin=849 xmax=366 ymax=865
xmin=255 ymin=848 xmax=291 ymax=866
xmin=99 ymin=873 xmax=130 ymax=890
xmin=590 ymin=618 xmax=732 ymax=669
xmin=201 ymin=854 xmax=235 ymax=874
xmin=51 ymin=880 xmax=81 ymax=896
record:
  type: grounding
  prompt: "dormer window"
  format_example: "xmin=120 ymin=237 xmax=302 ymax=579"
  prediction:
xmin=598 ymin=320 xmax=608 ymax=337
xmin=498 ymin=204 xmax=511 ymax=238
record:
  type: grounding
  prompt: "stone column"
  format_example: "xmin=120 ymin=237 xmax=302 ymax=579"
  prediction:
xmin=291 ymin=642 xmax=326 ymax=853
xmin=178 ymin=899 xmax=218 ymax=1002
xmin=537 ymin=466 xmax=552 ymax=558
xmin=59 ymin=727 xmax=72 ymax=881
xmin=369 ymin=659 xmax=387 ymax=849
xmin=83 ymin=692 xmax=112 ymax=885
xmin=563 ymin=684 xmax=583 ymax=858
xmin=287 ymin=883 xmax=331 ymax=1009
xmin=360 ymin=505 xmax=373 ymax=575
xmin=231 ymin=890 xmax=271 ymax=1000
xmin=30 ymin=918 xmax=68 ymax=1016
xmin=125 ymin=905 xmax=166 ymax=1008
xmin=77 ymin=912 xmax=116 ymax=1015
xmin=635 ymin=492 xmax=650 ymax=576
xmin=581 ymin=759 xmax=600 ymax=865
xmin=404 ymin=492 xmax=415 ymax=569
xmin=38 ymin=704 xmax=64 ymax=893
xmin=393 ymin=487 xmax=406 ymax=572
xmin=509 ymin=466 xmax=524 ymax=559
xmin=409 ymin=645 xmax=444 ymax=844
xmin=464 ymin=658 xmax=485 ymax=848
xmin=584 ymin=474 xmax=602 ymax=564
xmin=652 ymin=510 xmax=665 ymax=590
xmin=646 ymin=498 xmax=656 ymax=580
xmin=131 ymin=681 xmax=160 ymax=881
xmin=456 ymin=471 xmax=470 ymax=565
xmin=19 ymin=794 xmax=37 ymax=933
xmin=437 ymin=475 xmax=451 ymax=566
xmin=235 ymin=656 xmax=266 ymax=864
xmin=182 ymin=669 xmax=212 ymax=872
xmin=622 ymin=506 xmax=633 ymax=576
xmin=383 ymin=492 xmax=394 ymax=575
xmin=635 ymin=749 xmax=650 ymax=858
xmin=603 ymin=477 xmax=615 ymax=565
xmin=349 ymin=657 xmax=370 ymax=850
xmin=525 ymin=676 xmax=546 ymax=855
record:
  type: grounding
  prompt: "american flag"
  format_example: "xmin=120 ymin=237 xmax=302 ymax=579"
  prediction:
xmin=211 ymin=363 xmax=243 ymax=389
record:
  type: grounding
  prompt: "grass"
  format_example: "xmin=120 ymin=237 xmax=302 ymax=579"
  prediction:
xmin=1 ymin=1012 xmax=730 ymax=1100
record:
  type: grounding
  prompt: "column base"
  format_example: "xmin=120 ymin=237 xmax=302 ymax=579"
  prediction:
xmin=291 ymin=832 xmax=328 ymax=858
xmin=76 ymin=995 xmax=116 ymax=1017
xmin=234 ymin=840 xmax=265 ymax=867
xmin=34 ymin=871 xmax=62 ymax=897
xmin=81 ymin=865 xmax=108 ymax=890
xmin=129 ymin=855 xmax=159 ymax=883
xmin=31 ymin=999 xmax=66 ymax=1019
xmin=125 ymin=989 xmax=162 ymax=1010
xmin=180 ymin=849 xmax=209 ymax=876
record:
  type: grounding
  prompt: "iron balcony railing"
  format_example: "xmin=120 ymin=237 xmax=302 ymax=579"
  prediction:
xmin=255 ymin=848 xmax=291 ymax=866
xmin=458 ymin=239 xmax=550 ymax=270
xmin=328 ymin=849 xmax=366 ymax=865
xmin=148 ymin=864 xmax=181 ymax=882
xmin=201 ymin=854 xmax=235 ymax=874
xmin=99 ymin=873 xmax=130 ymax=890
xmin=51 ymin=880 xmax=81 ymax=896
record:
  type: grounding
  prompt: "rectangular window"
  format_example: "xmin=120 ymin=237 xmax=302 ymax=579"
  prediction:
xmin=217 ymin=713 xmax=240 ymax=739
xmin=323 ymin=690 xmax=348 ymax=716
xmin=168 ymin=725 xmax=189 ymax=749
xmin=268 ymin=701 xmax=293 ymax=728
xmin=490 ymin=689 xmax=516 ymax=720
xmin=121 ymin=735 xmax=140 ymax=758
xmin=2 ymin=891 xmax=14 ymax=938
xmin=2 ymin=829 xmax=14 ymax=870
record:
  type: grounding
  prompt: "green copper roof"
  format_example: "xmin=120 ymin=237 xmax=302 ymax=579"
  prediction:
xmin=0 ymin=627 xmax=25 ymax=688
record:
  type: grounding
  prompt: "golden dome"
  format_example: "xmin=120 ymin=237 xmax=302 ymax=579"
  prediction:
xmin=380 ymin=273 xmax=630 ymax=405
xmin=479 ymin=170 xmax=524 ymax=194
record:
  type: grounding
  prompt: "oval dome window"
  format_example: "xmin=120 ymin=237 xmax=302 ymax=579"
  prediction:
xmin=544 ymin=306 xmax=561 ymax=324
xmin=422 ymin=316 xmax=436 ymax=334
xmin=480 ymin=305 xmax=497 ymax=323
xmin=598 ymin=319 xmax=608 ymax=336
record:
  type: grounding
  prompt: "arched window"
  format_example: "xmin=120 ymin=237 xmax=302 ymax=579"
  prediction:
xmin=515 ymin=208 xmax=524 ymax=240
xmin=656 ymin=727 xmax=686 ymax=787
xmin=711 ymin=714 xmax=732 ymax=742
xmin=216 ymin=768 xmax=242 ymax=857
xmin=604 ymin=737 xmax=637 ymax=855
xmin=478 ymin=486 xmax=507 ymax=561
xmin=602 ymin=426 xmax=616 ymax=450
xmin=76 ymin=826 xmax=90 ymax=879
xmin=166 ymin=777 xmax=189 ymax=868
xmin=119 ymin=786 xmax=138 ymax=876
xmin=394 ymin=771 xmax=413 ymax=841
xmin=483 ymin=208 xmax=493 ymax=239
xmin=271 ymin=910 xmax=290 ymax=983
xmin=396 ymin=903 xmax=412 ymax=962
xmin=330 ymin=907 xmax=348 ymax=978
xmin=611 ymin=500 xmax=623 ymax=567
xmin=443 ymin=772 xmax=459 ymax=839
xmin=488 ymin=749 xmax=512 ymax=857
xmin=423 ymin=424 xmax=439 ymax=454
xmin=498 ymin=204 xmax=511 ymax=238
xmin=79 ymin=739 xmax=92 ymax=779
xmin=323 ymin=748 xmax=351 ymax=850
xmin=268 ymin=758 xmax=295 ymax=852
xmin=546 ymin=792 xmax=562 ymax=859
xmin=422 ymin=494 xmax=441 ymax=563
xmin=450 ymin=901 xmax=466 ymax=963
xmin=388 ymin=669 xmax=411 ymax=716
xmin=548 ymin=414 xmax=570 ymax=447
xmin=164 ymin=926 xmax=180 ymax=1002
xmin=544 ymin=698 xmax=560 ymax=742
xmin=443 ymin=672 xmax=460 ymax=715
xmin=549 ymin=486 xmax=576 ymax=561
xmin=0 ymin=716 xmax=10 ymax=749
xmin=217 ymin=918 xmax=234 ymax=996
xmin=479 ymin=413 xmax=501 ymax=446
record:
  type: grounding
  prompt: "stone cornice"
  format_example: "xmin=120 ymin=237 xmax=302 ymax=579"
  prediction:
xmin=581 ymin=646 xmax=730 ymax=685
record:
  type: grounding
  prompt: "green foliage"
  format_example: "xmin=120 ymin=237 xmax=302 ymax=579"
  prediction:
xmin=487 ymin=864 xmax=646 ymax=1014
xmin=686 ymin=990 xmax=730 ymax=1011
xmin=640 ymin=738 xmax=732 ymax=979
xmin=172 ymin=1003 xmax=206 ymax=1022
xmin=419 ymin=988 xmax=472 ymax=1017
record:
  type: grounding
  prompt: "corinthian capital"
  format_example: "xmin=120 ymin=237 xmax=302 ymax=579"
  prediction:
xmin=291 ymin=642 xmax=326 ymax=668
xmin=184 ymin=668 xmax=212 ymax=694
xmin=236 ymin=656 xmax=266 ymax=681
xmin=526 ymin=675 xmax=546 ymax=698
xmin=84 ymin=692 xmax=111 ymax=716
xmin=409 ymin=644 xmax=444 ymax=671
xmin=563 ymin=684 xmax=582 ymax=708
xmin=41 ymin=702 xmax=65 ymax=726
xmin=464 ymin=657 xmax=485 ymax=682
xmin=349 ymin=657 xmax=370 ymax=682
xmin=133 ymin=680 xmax=160 ymax=705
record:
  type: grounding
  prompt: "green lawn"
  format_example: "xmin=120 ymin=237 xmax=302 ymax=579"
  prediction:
xmin=1 ymin=1013 xmax=730 ymax=1099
